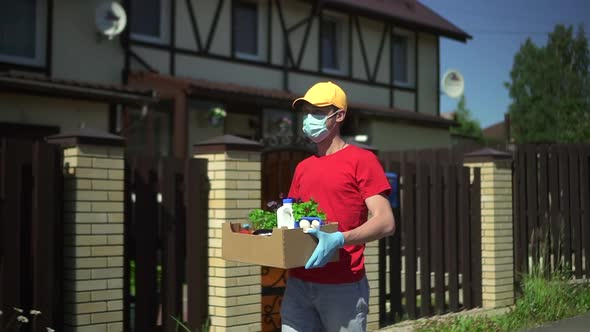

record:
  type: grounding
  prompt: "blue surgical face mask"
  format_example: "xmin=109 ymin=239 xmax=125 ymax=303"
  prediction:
xmin=302 ymin=111 xmax=341 ymax=143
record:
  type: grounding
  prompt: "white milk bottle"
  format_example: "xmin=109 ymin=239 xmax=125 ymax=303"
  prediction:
xmin=276 ymin=198 xmax=295 ymax=229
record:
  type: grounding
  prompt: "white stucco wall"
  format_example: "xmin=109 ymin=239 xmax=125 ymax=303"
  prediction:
xmin=52 ymin=0 xmax=124 ymax=85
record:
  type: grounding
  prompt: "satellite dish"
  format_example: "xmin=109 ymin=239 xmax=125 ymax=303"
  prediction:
xmin=95 ymin=1 xmax=127 ymax=40
xmin=441 ymin=69 xmax=465 ymax=99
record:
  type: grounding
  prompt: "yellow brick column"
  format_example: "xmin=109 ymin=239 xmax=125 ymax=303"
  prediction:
xmin=193 ymin=135 xmax=263 ymax=332
xmin=365 ymin=240 xmax=380 ymax=330
xmin=48 ymin=129 xmax=125 ymax=332
xmin=464 ymin=148 xmax=514 ymax=309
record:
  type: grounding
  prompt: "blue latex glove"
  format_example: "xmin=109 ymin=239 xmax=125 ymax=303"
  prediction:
xmin=304 ymin=228 xmax=345 ymax=269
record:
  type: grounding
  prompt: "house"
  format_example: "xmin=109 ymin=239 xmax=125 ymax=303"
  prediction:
xmin=0 ymin=0 xmax=469 ymax=156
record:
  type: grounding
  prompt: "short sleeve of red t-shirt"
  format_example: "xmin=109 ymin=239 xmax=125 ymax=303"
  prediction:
xmin=286 ymin=145 xmax=391 ymax=284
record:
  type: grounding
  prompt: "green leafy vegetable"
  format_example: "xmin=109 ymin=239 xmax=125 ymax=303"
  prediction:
xmin=292 ymin=198 xmax=326 ymax=223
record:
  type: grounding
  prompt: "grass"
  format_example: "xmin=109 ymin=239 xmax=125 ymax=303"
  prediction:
xmin=415 ymin=270 xmax=590 ymax=332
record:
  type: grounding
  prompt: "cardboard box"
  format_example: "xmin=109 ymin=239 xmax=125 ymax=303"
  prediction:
xmin=221 ymin=222 xmax=339 ymax=269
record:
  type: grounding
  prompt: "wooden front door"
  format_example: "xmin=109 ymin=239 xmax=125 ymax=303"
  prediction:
xmin=260 ymin=144 xmax=313 ymax=331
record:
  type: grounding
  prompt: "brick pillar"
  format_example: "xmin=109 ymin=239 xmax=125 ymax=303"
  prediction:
xmin=464 ymin=148 xmax=514 ymax=308
xmin=365 ymin=241 xmax=380 ymax=330
xmin=193 ymin=135 xmax=263 ymax=332
xmin=48 ymin=129 xmax=125 ymax=332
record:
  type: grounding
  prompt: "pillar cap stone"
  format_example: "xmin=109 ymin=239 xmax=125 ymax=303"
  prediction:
xmin=464 ymin=147 xmax=512 ymax=163
xmin=193 ymin=134 xmax=263 ymax=154
xmin=46 ymin=128 xmax=124 ymax=148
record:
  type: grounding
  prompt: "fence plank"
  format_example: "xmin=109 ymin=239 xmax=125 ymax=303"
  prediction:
xmin=525 ymin=145 xmax=539 ymax=267
xmin=431 ymin=164 xmax=445 ymax=313
xmin=558 ymin=146 xmax=572 ymax=270
xmin=516 ymin=146 xmax=528 ymax=278
xmin=568 ymin=146 xmax=582 ymax=277
xmin=161 ymin=158 xmax=184 ymax=332
xmin=417 ymin=162 xmax=431 ymax=317
xmin=31 ymin=142 xmax=62 ymax=329
xmin=132 ymin=157 xmax=159 ymax=332
xmin=389 ymin=160 xmax=403 ymax=322
xmin=548 ymin=145 xmax=560 ymax=272
xmin=403 ymin=154 xmax=417 ymax=319
xmin=537 ymin=145 xmax=550 ymax=272
xmin=445 ymin=165 xmax=459 ymax=311
xmin=581 ymin=147 xmax=590 ymax=276
xmin=470 ymin=167 xmax=482 ymax=307
xmin=459 ymin=166 xmax=472 ymax=309
xmin=0 ymin=140 xmax=30 ymax=313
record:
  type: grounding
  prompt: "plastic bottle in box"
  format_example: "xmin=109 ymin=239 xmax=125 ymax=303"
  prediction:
xmin=276 ymin=198 xmax=295 ymax=229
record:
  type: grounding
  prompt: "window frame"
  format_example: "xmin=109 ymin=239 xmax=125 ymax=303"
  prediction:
xmin=232 ymin=0 xmax=265 ymax=61
xmin=391 ymin=29 xmax=416 ymax=88
xmin=129 ymin=0 xmax=171 ymax=45
xmin=320 ymin=14 xmax=346 ymax=75
xmin=0 ymin=0 xmax=48 ymax=66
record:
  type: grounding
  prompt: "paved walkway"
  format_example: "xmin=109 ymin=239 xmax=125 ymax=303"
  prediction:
xmin=526 ymin=312 xmax=590 ymax=331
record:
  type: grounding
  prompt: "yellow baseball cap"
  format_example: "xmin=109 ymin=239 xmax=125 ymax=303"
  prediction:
xmin=292 ymin=81 xmax=348 ymax=111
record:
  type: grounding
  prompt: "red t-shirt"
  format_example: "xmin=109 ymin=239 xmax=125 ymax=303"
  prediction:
xmin=287 ymin=145 xmax=391 ymax=284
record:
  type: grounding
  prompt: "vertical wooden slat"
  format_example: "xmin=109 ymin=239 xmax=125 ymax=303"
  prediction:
xmin=388 ymin=160 xmax=403 ymax=322
xmin=470 ymin=167 xmax=482 ymax=307
xmin=559 ymin=146 xmax=572 ymax=270
xmin=445 ymin=165 xmax=459 ymax=311
xmin=458 ymin=166 xmax=472 ymax=308
xmin=31 ymin=142 xmax=61 ymax=328
xmin=161 ymin=158 xmax=183 ymax=332
xmin=1 ymin=140 xmax=28 ymax=313
xmin=581 ymin=147 xmax=590 ymax=275
xmin=431 ymin=164 xmax=444 ymax=313
xmin=516 ymin=146 xmax=528 ymax=277
xmin=548 ymin=145 xmax=560 ymax=271
xmin=417 ymin=161 xmax=431 ymax=316
xmin=0 ymin=139 xmax=5 ymax=313
xmin=133 ymin=158 xmax=159 ymax=332
xmin=569 ymin=146 xmax=582 ymax=277
xmin=403 ymin=155 xmax=417 ymax=319
xmin=378 ymin=237 xmax=387 ymax=324
xmin=537 ymin=145 xmax=550 ymax=272
xmin=525 ymin=145 xmax=539 ymax=268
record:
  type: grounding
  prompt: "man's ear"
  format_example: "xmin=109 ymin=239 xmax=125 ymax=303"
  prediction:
xmin=336 ymin=109 xmax=347 ymax=123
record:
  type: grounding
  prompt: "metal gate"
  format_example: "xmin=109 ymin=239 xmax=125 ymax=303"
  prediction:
xmin=124 ymin=156 xmax=209 ymax=332
xmin=260 ymin=139 xmax=313 ymax=331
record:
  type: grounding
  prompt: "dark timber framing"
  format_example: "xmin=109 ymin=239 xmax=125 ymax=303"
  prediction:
xmin=414 ymin=31 xmax=419 ymax=113
xmin=123 ymin=0 xmax=427 ymax=94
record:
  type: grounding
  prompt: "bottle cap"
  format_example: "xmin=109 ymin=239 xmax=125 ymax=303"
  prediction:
xmin=283 ymin=198 xmax=294 ymax=204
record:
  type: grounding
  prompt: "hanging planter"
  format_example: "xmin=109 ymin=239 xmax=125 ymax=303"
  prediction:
xmin=208 ymin=107 xmax=227 ymax=128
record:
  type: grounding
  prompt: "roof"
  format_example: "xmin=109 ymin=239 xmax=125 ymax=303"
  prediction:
xmin=318 ymin=0 xmax=471 ymax=42
xmin=129 ymin=72 xmax=455 ymax=128
xmin=0 ymin=71 xmax=158 ymax=106
xmin=483 ymin=121 xmax=507 ymax=139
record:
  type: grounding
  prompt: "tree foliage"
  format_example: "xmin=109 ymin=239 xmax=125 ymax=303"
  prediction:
xmin=450 ymin=95 xmax=484 ymax=141
xmin=506 ymin=24 xmax=590 ymax=143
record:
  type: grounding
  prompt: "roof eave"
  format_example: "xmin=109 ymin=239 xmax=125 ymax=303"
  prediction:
xmin=0 ymin=76 xmax=158 ymax=106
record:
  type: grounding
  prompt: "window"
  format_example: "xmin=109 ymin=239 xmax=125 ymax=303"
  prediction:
xmin=392 ymin=32 xmax=415 ymax=87
xmin=0 ymin=0 xmax=47 ymax=66
xmin=321 ymin=18 xmax=340 ymax=72
xmin=130 ymin=0 xmax=170 ymax=43
xmin=233 ymin=1 xmax=259 ymax=58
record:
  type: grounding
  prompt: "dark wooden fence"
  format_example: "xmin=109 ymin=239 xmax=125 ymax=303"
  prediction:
xmin=378 ymin=150 xmax=482 ymax=327
xmin=513 ymin=144 xmax=590 ymax=281
xmin=124 ymin=156 xmax=209 ymax=332
xmin=0 ymin=139 xmax=63 ymax=331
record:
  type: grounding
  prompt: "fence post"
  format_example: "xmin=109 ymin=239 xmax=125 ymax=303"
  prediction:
xmin=193 ymin=135 xmax=263 ymax=332
xmin=47 ymin=128 xmax=125 ymax=332
xmin=464 ymin=148 xmax=514 ymax=309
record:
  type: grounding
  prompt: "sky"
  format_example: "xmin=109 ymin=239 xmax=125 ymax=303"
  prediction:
xmin=419 ymin=0 xmax=590 ymax=128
